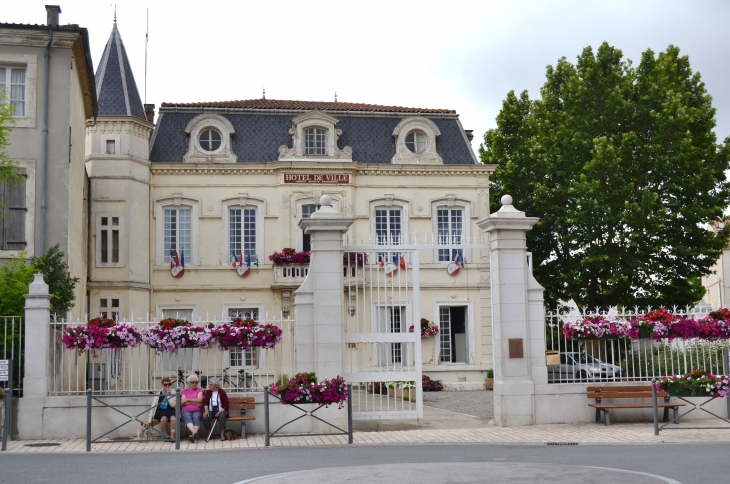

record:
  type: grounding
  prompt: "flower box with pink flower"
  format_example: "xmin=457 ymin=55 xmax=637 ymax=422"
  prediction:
xmin=140 ymin=318 xmax=213 ymax=353
xmin=61 ymin=317 xmax=142 ymax=353
xmin=562 ymin=315 xmax=632 ymax=340
xmin=210 ymin=317 xmax=283 ymax=351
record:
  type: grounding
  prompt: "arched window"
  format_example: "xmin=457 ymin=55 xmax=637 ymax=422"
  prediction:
xmin=405 ymin=131 xmax=427 ymax=153
xmin=198 ymin=129 xmax=222 ymax=152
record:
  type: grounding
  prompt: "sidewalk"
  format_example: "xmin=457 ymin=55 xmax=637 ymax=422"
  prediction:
xmin=5 ymin=420 xmax=730 ymax=453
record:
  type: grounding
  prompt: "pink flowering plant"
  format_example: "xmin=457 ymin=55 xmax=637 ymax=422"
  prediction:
xmin=61 ymin=316 xmax=142 ymax=353
xmin=655 ymin=368 xmax=730 ymax=398
xmin=409 ymin=318 xmax=439 ymax=338
xmin=696 ymin=309 xmax=730 ymax=340
xmin=140 ymin=318 xmax=213 ymax=353
xmin=269 ymin=372 xmax=349 ymax=408
xmin=343 ymin=252 xmax=368 ymax=266
xmin=268 ymin=248 xmax=310 ymax=265
xmin=210 ymin=317 xmax=283 ymax=351
xmin=628 ymin=308 xmax=677 ymax=340
xmin=562 ymin=315 xmax=632 ymax=339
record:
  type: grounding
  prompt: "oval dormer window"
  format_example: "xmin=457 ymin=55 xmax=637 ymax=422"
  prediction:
xmin=405 ymin=131 xmax=427 ymax=153
xmin=199 ymin=129 xmax=222 ymax=152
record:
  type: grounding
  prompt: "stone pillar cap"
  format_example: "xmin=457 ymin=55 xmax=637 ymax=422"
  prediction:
xmin=311 ymin=194 xmax=342 ymax=219
xmin=28 ymin=273 xmax=49 ymax=294
xmin=492 ymin=194 xmax=525 ymax=218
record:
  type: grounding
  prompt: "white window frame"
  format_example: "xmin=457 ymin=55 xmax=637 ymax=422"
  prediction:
xmin=372 ymin=303 xmax=412 ymax=367
xmin=431 ymin=197 xmax=471 ymax=263
xmin=433 ymin=300 xmax=475 ymax=365
xmin=95 ymin=212 xmax=124 ymax=267
xmin=0 ymin=159 xmax=35 ymax=258
xmin=278 ymin=110 xmax=352 ymax=162
xmin=304 ymin=127 xmax=328 ymax=155
xmin=221 ymin=196 xmax=266 ymax=266
xmin=369 ymin=197 xmax=410 ymax=247
xmin=154 ymin=197 xmax=200 ymax=266
xmin=0 ymin=55 xmax=36 ymax=128
xmin=222 ymin=303 xmax=265 ymax=370
xmin=391 ymin=116 xmax=442 ymax=164
xmin=95 ymin=294 xmax=123 ymax=320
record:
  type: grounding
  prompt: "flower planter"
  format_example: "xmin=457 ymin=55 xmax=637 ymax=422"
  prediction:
xmin=638 ymin=326 xmax=653 ymax=339
xmin=388 ymin=387 xmax=416 ymax=402
xmin=576 ymin=335 xmax=620 ymax=340
xmin=666 ymin=383 xmax=712 ymax=397
xmin=62 ymin=317 xmax=142 ymax=353
xmin=485 ymin=377 xmax=494 ymax=390
xmin=211 ymin=318 xmax=283 ymax=351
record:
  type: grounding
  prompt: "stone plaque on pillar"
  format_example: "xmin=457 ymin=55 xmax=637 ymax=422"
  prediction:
xmin=508 ymin=338 xmax=524 ymax=358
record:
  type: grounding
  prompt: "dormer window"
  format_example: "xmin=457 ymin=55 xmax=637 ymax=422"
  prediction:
xmin=278 ymin=110 xmax=352 ymax=162
xmin=405 ymin=131 xmax=427 ymax=153
xmin=199 ymin=129 xmax=222 ymax=152
xmin=392 ymin=117 xmax=443 ymax=164
xmin=304 ymin=128 xmax=327 ymax=155
xmin=183 ymin=114 xmax=237 ymax=163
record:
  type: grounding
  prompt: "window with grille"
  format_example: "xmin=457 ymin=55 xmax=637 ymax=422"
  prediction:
xmin=304 ymin=128 xmax=327 ymax=155
xmin=164 ymin=208 xmax=191 ymax=264
xmin=437 ymin=208 xmax=463 ymax=261
xmin=301 ymin=204 xmax=317 ymax=252
xmin=405 ymin=131 xmax=426 ymax=153
xmin=98 ymin=298 xmax=120 ymax=320
xmin=198 ymin=129 xmax=221 ymax=152
xmin=375 ymin=208 xmax=402 ymax=263
xmin=0 ymin=167 xmax=27 ymax=250
xmin=228 ymin=308 xmax=258 ymax=367
xmin=0 ymin=66 xmax=26 ymax=116
xmin=229 ymin=207 xmax=257 ymax=264
xmin=97 ymin=213 xmax=122 ymax=266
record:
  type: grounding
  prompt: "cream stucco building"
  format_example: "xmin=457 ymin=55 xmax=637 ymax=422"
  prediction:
xmin=85 ymin=21 xmax=496 ymax=388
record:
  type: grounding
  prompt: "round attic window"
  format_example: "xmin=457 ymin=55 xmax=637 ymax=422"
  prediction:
xmin=199 ymin=129 xmax=222 ymax=152
xmin=405 ymin=131 xmax=427 ymax=153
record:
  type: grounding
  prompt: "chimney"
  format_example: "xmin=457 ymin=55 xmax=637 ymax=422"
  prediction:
xmin=464 ymin=130 xmax=474 ymax=142
xmin=144 ymin=104 xmax=155 ymax=123
xmin=45 ymin=5 xmax=62 ymax=26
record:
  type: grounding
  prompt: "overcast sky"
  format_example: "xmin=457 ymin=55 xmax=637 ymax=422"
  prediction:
xmin=6 ymin=0 xmax=730 ymax=147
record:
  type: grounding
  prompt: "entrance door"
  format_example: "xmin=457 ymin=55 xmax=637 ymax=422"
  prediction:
xmin=439 ymin=306 xmax=467 ymax=363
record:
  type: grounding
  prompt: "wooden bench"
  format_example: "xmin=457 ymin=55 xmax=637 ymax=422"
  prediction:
xmin=227 ymin=396 xmax=256 ymax=438
xmin=588 ymin=385 xmax=685 ymax=426
xmin=151 ymin=396 xmax=256 ymax=438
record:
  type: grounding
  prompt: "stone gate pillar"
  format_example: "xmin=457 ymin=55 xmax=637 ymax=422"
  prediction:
xmin=291 ymin=195 xmax=354 ymax=433
xmin=478 ymin=195 xmax=547 ymax=426
xmin=19 ymin=273 xmax=52 ymax=439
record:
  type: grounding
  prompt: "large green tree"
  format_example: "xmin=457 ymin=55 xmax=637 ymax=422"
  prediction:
xmin=481 ymin=42 xmax=730 ymax=311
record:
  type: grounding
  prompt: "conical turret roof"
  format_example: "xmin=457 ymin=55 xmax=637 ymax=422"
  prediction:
xmin=94 ymin=22 xmax=146 ymax=120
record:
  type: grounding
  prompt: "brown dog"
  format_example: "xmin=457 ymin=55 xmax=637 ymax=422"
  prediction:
xmin=137 ymin=423 xmax=154 ymax=440
xmin=224 ymin=429 xmax=239 ymax=441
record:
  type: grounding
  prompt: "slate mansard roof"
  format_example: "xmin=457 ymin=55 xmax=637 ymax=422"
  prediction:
xmin=94 ymin=22 xmax=146 ymax=121
xmin=149 ymin=100 xmax=477 ymax=165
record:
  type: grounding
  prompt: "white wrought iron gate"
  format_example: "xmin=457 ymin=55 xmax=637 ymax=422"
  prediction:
xmin=343 ymin=243 xmax=423 ymax=420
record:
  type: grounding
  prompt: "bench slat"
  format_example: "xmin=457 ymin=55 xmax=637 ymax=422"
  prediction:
xmin=587 ymin=392 xmax=662 ymax=399
xmin=589 ymin=403 xmax=685 ymax=409
xmin=587 ymin=386 xmax=653 ymax=391
xmin=227 ymin=416 xmax=256 ymax=421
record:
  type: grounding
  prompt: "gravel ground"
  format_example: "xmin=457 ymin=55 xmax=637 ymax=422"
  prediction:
xmin=422 ymin=389 xmax=494 ymax=420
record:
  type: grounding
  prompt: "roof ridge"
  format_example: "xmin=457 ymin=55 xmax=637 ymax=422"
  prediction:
xmin=159 ymin=98 xmax=456 ymax=114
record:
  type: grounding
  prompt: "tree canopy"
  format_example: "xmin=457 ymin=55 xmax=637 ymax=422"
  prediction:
xmin=480 ymin=42 xmax=730 ymax=311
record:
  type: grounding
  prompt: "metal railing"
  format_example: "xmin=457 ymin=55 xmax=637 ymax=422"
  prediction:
xmin=49 ymin=314 xmax=295 ymax=396
xmin=545 ymin=306 xmax=730 ymax=383
xmin=0 ymin=316 xmax=23 ymax=396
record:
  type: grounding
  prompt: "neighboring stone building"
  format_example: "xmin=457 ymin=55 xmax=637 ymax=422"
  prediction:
xmin=0 ymin=5 xmax=97 ymax=319
xmin=86 ymin=22 xmax=496 ymax=388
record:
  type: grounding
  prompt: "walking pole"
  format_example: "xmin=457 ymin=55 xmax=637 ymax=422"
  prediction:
xmin=206 ymin=417 xmax=217 ymax=442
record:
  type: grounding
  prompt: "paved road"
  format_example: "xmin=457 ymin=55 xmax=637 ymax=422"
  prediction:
xmin=1 ymin=443 xmax=726 ymax=484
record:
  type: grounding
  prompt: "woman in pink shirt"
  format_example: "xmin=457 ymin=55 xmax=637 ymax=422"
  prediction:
xmin=180 ymin=374 xmax=204 ymax=442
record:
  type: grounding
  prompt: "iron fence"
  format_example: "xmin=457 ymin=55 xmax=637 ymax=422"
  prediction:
xmin=545 ymin=306 xmax=730 ymax=383
xmin=0 ymin=316 xmax=23 ymax=396
xmin=49 ymin=313 xmax=295 ymax=396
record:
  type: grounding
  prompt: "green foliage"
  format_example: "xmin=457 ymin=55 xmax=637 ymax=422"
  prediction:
xmin=619 ymin=341 xmax=729 ymax=378
xmin=31 ymin=244 xmax=80 ymax=315
xmin=0 ymin=244 xmax=79 ymax=317
xmin=0 ymin=253 xmax=34 ymax=316
xmin=481 ymin=42 xmax=730 ymax=310
xmin=0 ymin=89 xmax=20 ymax=186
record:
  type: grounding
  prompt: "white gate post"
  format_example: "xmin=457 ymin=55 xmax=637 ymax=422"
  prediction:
xmin=293 ymin=195 xmax=354 ymax=431
xmin=478 ymin=195 xmax=546 ymax=426
xmin=19 ymin=273 xmax=52 ymax=438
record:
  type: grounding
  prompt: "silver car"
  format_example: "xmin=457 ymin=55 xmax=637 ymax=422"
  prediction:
xmin=547 ymin=352 xmax=622 ymax=382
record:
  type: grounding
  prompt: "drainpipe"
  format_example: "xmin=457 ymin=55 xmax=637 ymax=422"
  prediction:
xmin=40 ymin=29 xmax=53 ymax=255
